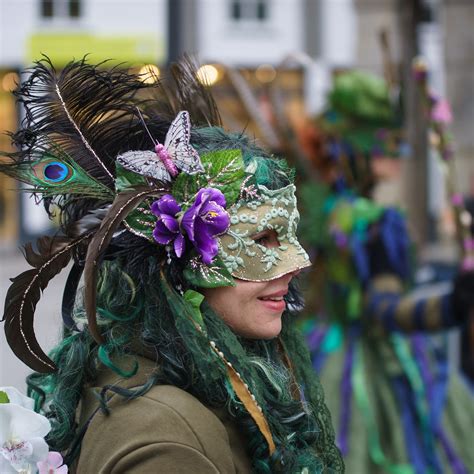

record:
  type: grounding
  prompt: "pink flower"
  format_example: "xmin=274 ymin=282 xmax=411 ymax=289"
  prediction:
xmin=431 ymin=98 xmax=453 ymax=124
xmin=37 ymin=451 xmax=68 ymax=474
xmin=451 ymin=193 xmax=464 ymax=207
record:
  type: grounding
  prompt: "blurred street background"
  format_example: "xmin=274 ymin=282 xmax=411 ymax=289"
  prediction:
xmin=0 ymin=0 xmax=473 ymax=390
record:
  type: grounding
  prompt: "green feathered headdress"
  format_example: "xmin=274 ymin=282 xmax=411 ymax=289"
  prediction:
xmin=321 ymin=70 xmax=404 ymax=157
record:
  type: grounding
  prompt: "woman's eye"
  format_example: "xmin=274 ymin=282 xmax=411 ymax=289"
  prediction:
xmin=253 ymin=230 xmax=279 ymax=248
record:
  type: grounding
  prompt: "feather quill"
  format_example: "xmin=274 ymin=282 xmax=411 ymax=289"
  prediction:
xmin=83 ymin=187 xmax=165 ymax=343
xmin=2 ymin=233 xmax=91 ymax=373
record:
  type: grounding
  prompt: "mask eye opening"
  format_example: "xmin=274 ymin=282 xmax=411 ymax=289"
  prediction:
xmin=251 ymin=229 xmax=279 ymax=248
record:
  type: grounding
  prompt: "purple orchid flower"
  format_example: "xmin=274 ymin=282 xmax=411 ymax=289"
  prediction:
xmin=181 ymin=188 xmax=230 ymax=264
xmin=151 ymin=194 xmax=185 ymax=258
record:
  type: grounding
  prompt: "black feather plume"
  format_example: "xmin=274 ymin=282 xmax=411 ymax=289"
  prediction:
xmin=11 ymin=57 xmax=151 ymax=188
xmin=2 ymin=234 xmax=91 ymax=373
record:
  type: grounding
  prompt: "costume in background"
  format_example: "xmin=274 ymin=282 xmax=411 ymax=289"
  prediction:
xmin=0 ymin=58 xmax=343 ymax=473
xmin=296 ymin=71 xmax=474 ymax=473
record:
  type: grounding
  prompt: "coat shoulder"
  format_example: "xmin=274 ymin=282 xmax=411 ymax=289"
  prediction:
xmin=76 ymin=384 xmax=237 ymax=473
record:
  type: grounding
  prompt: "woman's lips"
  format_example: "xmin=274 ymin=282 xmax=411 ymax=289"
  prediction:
xmin=258 ymin=298 xmax=286 ymax=312
xmin=257 ymin=289 xmax=288 ymax=312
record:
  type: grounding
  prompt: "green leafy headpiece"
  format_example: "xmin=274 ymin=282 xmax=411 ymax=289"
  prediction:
xmin=321 ymin=70 xmax=404 ymax=157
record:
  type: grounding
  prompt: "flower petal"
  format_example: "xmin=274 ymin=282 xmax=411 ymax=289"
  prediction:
xmin=195 ymin=188 xmax=226 ymax=208
xmin=200 ymin=202 xmax=230 ymax=235
xmin=0 ymin=457 xmax=17 ymax=474
xmin=28 ymin=437 xmax=49 ymax=462
xmin=47 ymin=451 xmax=65 ymax=469
xmin=194 ymin=222 xmax=219 ymax=264
xmin=160 ymin=214 xmax=179 ymax=233
xmin=197 ymin=240 xmax=219 ymax=265
xmin=0 ymin=387 xmax=34 ymax=410
xmin=1 ymin=404 xmax=51 ymax=439
xmin=181 ymin=206 xmax=198 ymax=242
xmin=174 ymin=233 xmax=185 ymax=258
xmin=153 ymin=223 xmax=175 ymax=245
xmin=152 ymin=195 xmax=181 ymax=216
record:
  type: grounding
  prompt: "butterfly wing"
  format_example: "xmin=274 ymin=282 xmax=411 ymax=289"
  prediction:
xmin=117 ymin=150 xmax=171 ymax=182
xmin=164 ymin=111 xmax=204 ymax=175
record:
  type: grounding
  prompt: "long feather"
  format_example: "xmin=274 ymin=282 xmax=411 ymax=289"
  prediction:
xmin=0 ymin=146 xmax=113 ymax=200
xmin=83 ymin=187 xmax=165 ymax=343
xmin=11 ymin=57 xmax=151 ymax=188
xmin=2 ymin=233 xmax=91 ymax=373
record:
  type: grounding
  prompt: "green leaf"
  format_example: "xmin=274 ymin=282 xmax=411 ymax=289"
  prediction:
xmin=0 ymin=391 xmax=10 ymax=404
xmin=125 ymin=198 xmax=156 ymax=241
xmin=183 ymin=289 xmax=206 ymax=329
xmin=184 ymin=255 xmax=236 ymax=288
xmin=173 ymin=149 xmax=245 ymax=207
xmin=115 ymin=164 xmax=147 ymax=193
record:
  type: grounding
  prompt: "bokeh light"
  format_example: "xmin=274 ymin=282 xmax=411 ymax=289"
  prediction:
xmin=255 ymin=64 xmax=276 ymax=83
xmin=138 ymin=64 xmax=160 ymax=84
xmin=196 ymin=64 xmax=220 ymax=86
xmin=1 ymin=72 xmax=19 ymax=92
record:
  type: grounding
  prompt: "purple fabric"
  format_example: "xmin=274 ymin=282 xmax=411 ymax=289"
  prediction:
xmin=437 ymin=428 xmax=468 ymax=474
xmin=410 ymin=336 xmax=442 ymax=472
xmin=392 ymin=376 xmax=429 ymax=474
xmin=412 ymin=336 xmax=467 ymax=474
xmin=337 ymin=333 xmax=356 ymax=456
xmin=306 ymin=326 xmax=327 ymax=352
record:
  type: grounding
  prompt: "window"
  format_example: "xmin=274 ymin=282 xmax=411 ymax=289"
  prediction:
xmin=40 ymin=0 xmax=82 ymax=19
xmin=230 ymin=0 xmax=269 ymax=22
xmin=41 ymin=0 xmax=53 ymax=17
xmin=69 ymin=0 xmax=81 ymax=18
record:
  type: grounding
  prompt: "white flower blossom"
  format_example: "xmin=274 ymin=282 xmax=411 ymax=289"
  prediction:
xmin=0 ymin=387 xmax=35 ymax=410
xmin=0 ymin=402 xmax=50 ymax=473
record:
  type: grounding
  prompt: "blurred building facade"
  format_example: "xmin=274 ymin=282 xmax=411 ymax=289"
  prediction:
xmin=0 ymin=0 xmax=472 ymax=246
xmin=0 ymin=0 xmax=167 ymax=244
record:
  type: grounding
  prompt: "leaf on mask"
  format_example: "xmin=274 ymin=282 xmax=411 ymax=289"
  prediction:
xmin=172 ymin=149 xmax=245 ymax=207
xmin=184 ymin=255 xmax=236 ymax=288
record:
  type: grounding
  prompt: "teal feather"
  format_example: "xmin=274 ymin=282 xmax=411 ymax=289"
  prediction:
xmin=0 ymin=147 xmax=113 ymax=200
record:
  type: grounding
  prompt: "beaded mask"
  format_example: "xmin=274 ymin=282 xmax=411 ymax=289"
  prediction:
xmin=219 ymin=184 xmax=311 ymax=281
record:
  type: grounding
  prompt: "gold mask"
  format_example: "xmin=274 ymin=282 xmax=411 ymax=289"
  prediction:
xmin=218 ymin=185 xmax=311 ymax=281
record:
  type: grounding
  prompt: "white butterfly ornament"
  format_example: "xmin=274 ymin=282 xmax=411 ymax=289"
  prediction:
xmin=117 ymin=110 xmax=204 ymax=181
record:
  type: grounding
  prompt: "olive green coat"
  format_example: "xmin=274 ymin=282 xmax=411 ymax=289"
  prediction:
xmin=75 ymin=356 xmax=252 ymax=473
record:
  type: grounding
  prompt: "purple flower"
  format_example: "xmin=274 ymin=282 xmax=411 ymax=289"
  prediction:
xmin=151 ymin=195 xmax=185 ymax=258
xmin=181 ymin=188 xmax=230 ymax=264
xmin=37 ymin=451 xmax=68 ymax=474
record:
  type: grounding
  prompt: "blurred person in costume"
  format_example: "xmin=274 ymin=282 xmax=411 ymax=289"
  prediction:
xmin=295 ymin=70 xmax=474 ymax=473
xmin=0 ymin=58 xmax=343 ymax=473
